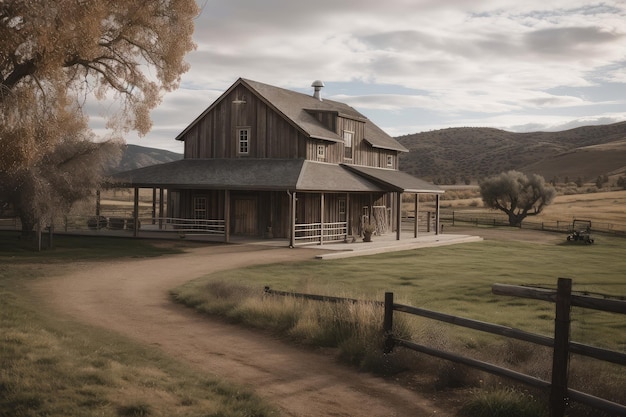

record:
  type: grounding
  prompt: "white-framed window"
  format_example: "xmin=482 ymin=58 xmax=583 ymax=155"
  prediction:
xmin=343 ymin=130 xmax=353 ymax=159
xmin=338 ymin=198 xmax=346 ymax=221
xmin=238 ymin=128 xmax=250 ymax=155
xmin=193 ymin=196 xmax=207 ymax=219
xmin=387 ymin=155 xmax=393 ymax=167
xmin=317 ymin=144 xmax=326 ymax=160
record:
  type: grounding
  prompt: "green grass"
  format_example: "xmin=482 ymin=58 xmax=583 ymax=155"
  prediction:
xmin=175 ymin=237 xmax=626 ymax=348
xmin=0 ymin=231 xmax=185 ymax=263
xmin=171 ymin=235 xmax=626 ymax=415
xmin=0 ymin=232 xmax=277 ymax=417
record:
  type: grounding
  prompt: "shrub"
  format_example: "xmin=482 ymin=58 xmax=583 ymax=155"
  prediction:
xmin=460 ymin=388 xmax=546 ymax=417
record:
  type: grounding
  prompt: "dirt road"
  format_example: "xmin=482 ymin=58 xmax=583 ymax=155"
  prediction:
xmin=32 ymin=243 xmax=454 ymax=417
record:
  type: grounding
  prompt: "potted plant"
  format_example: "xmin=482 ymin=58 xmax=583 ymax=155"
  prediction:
xmin=362 ymin=223 xmax=376 ymax=242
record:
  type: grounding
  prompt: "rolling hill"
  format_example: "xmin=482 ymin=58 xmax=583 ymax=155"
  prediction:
xmin=112 ymin=123 xmax=626 ymax=185
xmin=396 ymin=122 xmax=626 ymax=183
xmin=110 ymin=144 xmax=182 ymax=173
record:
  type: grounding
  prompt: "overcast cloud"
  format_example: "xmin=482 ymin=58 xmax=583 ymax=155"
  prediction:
xmin=114 ymin=0 xmax=626 ymax=152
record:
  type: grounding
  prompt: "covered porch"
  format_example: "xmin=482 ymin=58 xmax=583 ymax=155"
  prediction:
xmin=111 ymin=159 xmax=443 ymax=247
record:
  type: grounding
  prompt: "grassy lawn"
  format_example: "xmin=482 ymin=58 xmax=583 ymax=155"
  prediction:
xmin=172 ymin=232 xmax=626 ymax=415
xmin=179 ymin=235 xmax=626 ymax=349
xmin=0 ymin=231 xmax=277 ymax=417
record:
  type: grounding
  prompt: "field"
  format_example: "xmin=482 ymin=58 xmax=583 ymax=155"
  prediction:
xmin=0 ymin=235 xmax=277 ymax=417
xmin=435 ymin=189 xmax=626 ymax=225
xmin=172 ymin=234 xmax=626 ymax=415
xmin=2 ymin=190 xmax=625 ymax=417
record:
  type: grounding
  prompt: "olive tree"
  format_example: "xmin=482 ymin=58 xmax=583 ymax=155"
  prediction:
xmin=480 ymin=171 xmax=556 ymax=227
xmin=0 ymin=0 xmax=197 ymax=235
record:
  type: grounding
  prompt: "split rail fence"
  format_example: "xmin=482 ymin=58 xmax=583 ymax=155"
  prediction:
xmin=265 ymin=278 xmax=626 ymax=417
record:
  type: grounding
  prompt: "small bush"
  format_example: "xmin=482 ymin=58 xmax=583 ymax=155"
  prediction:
xmin=117 ymin=403 xmax=151 ymax=416
xmin=461 ymin=388 xmax=546 ymax=417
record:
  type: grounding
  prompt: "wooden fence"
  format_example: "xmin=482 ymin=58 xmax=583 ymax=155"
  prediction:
xmin=442 ymin=210 xmax=626 ymax=236
xmin=265 ymin=278 xmax=626 ymax=417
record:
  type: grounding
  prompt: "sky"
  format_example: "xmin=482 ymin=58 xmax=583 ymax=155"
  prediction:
xmin=111 ymin=0 xmax=626 ymax=153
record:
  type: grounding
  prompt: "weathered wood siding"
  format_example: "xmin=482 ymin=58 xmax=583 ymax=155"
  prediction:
xmin=180 ymin=84 xmax=400 ymax=169
xmin=182 ymin=84 xmax=309 ymax=159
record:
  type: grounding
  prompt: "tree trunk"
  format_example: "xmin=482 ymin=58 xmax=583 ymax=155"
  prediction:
xmin=508 ymin=212 xmax=525 ymax=227
xmin=20 ymin=212 xmax=36 ymax=237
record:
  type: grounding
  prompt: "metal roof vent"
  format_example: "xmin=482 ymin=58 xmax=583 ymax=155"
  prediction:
xmin=311 ymin=80 xmax=325 ymax=101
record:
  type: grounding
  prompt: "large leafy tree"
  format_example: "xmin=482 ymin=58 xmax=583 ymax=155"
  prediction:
xmin=480 ymin=171 xmax=556 ymax=227
xmin=0 ymin=0 xmax=197 ymax=234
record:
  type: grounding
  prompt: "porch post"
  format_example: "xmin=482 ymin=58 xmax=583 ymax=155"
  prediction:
xmin=224 ymin=189 xmax=230 ymax=243
xmin=289 ymin=191 xmax=296 ymax=248
xmin=414 ymin=194 xmax=418 ymax=238
xmin=396 ymin=192 xmax=401 ymax=241
xmin=346 ymin=193 xmax=351 ymax=239
xmin=151 ymin=187 xmax=157 ymax=224
xmin=133 ymin=187 xmax=139 ymax=238
xmin=435 ymin=194 xmax=441 ymax=235
xmin=320 ymin=192 xmax=325 ymax=245
xmin=158 ymin=188 xmax=164 ymax=229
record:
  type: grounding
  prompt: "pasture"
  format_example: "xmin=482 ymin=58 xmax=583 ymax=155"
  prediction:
xmin=1 ymin=189 xmax=624 ymax=417
xmin=172 ymin=231 xmax=626 ymax=416
xmin=0 ymin=234 xmax=276 ymax=417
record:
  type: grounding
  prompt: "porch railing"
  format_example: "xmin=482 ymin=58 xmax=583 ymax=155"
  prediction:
xmin=294 ymin=221 xmax=347 ymax=245
xmin=154 ymin=217 xmax=225 ymax=235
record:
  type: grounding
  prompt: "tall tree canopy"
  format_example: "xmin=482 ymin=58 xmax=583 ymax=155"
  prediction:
xmin=480 ymin=171 xmax=556 ymax=227
xmin=0 ymin=0 xmax=198 ymax=235
xmin=1 ymin=0 xmax=197 ymax=133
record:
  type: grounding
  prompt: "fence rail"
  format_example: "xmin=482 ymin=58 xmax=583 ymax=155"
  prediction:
xmin=442 ymin=211 xmax=626 ymax=236
xmin=265 ymin=278 xmax=626 ymax=417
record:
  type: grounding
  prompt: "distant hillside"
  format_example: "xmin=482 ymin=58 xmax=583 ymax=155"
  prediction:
xmin=109 ymin=144 xmax=182 ymax=173
xmin=396 ymin=122 xmax=626 ymax=183
xmin=107 ymin=124 xmax=626 ymax=185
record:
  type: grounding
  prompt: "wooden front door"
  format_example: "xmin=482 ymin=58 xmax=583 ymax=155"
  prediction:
xmin=233 ymin=197 xmax=258 ymax=235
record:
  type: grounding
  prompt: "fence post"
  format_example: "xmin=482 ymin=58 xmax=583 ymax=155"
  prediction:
xmin=383 ymin=292 xmax=395 ymax=353
xmin=550 ymin=278 xmax=572 ymax=417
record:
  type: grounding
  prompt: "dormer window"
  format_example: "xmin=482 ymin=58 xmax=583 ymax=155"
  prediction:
xmin=343 ymin=130 xmax=353 ymax=159
xmin=238 ymin=128 xmax=250 ymax=155
xmin=387 ymin=155 xmax=393 ymax=167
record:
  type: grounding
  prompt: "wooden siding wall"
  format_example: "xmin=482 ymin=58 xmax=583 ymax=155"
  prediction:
xmin=183 ymin=85 xmax=310 ymax=160
xmin=181 ymin=86 xmax=398 ymax=168
xmin=174 ymin=190 xmax=225 ymax=220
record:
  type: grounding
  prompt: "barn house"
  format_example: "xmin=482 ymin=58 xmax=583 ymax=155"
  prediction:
xmin=114 ymin=78 xmax=443 ymax=245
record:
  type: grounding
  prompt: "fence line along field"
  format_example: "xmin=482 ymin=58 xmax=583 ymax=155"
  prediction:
xmin=434 ymin=189 xmax=626 ymax=225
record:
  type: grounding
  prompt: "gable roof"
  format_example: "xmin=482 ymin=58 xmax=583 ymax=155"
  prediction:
xmin=175 ymin=78 xmax=408 ymax=152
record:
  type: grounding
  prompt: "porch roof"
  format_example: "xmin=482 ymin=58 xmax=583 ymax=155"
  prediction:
xmin=110 ymin=159 xmax=386 ymax=193
xmin=341 ymin=164 xmax=444 ymax=194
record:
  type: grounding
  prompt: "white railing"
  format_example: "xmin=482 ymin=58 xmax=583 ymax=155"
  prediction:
xmin=294 ymin=221 xmax=347 ymax=245
xmin=152 ymin=217 xmax=225 ymax=235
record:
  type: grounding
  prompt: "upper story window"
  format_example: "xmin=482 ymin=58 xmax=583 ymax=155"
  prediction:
xmin=317 ymin=144 xmax=326 ymax=161
xmin=387 ymin=155 xmax=393 ymax=167
xmin=238 ymin=128 xmax=250 ymax=155
xmin=343 ymin=130 xmax=353 ymax=159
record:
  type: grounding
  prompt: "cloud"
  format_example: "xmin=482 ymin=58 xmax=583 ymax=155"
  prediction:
xmin=108 ymin=0 xmax=626 ymax=151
